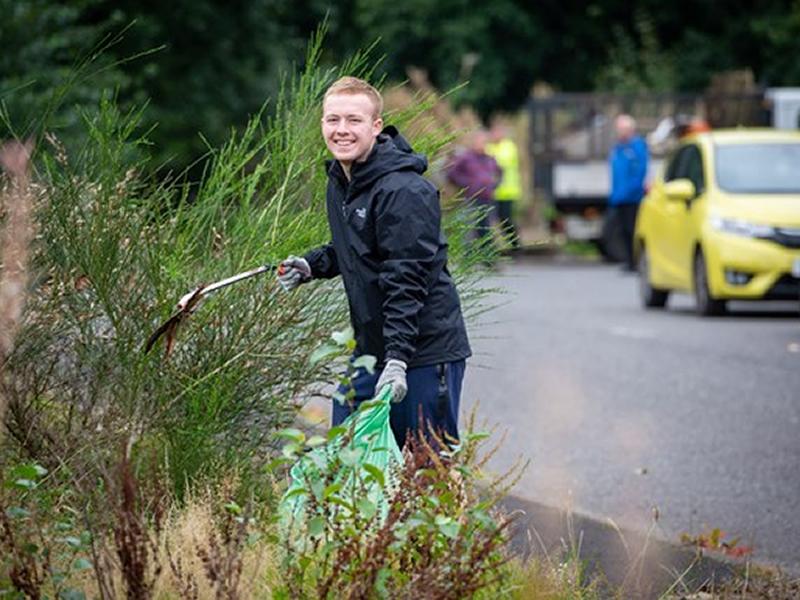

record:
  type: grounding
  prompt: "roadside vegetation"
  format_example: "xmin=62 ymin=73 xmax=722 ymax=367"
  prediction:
xmin=0 ymin=29 xmax=603 ymax=599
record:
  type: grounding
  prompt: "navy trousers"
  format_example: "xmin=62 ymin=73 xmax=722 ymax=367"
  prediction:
xmin=613 ymin=203 xmax=640 ymax=270
xmin=332 ymin=360 xmax=466 ymax=450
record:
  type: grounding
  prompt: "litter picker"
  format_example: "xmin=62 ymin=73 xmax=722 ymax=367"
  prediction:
xmin=144 ymin=263 xmax=281 ymax=357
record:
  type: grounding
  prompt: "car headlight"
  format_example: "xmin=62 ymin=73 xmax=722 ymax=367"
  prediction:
xmin=709 ymin=216 xmax=776 ymax=239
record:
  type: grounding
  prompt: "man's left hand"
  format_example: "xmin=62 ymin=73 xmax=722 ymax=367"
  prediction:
xmin=375 ymin=359 xmax=407 ymax=403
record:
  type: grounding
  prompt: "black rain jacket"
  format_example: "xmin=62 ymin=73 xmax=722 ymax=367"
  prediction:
xmin=304 ymin=126 xmax=471 ymax=368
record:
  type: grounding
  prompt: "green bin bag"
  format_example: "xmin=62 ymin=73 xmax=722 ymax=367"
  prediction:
xmin=279 ymin=385 xmax=403 ymax=537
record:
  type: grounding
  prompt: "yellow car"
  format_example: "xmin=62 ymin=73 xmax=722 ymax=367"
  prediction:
xmin=635 ymin=129 xmax=800 ymax=315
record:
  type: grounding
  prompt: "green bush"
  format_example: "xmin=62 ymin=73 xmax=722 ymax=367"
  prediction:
xmin=0 ymin=463 xmax=95 ymax=599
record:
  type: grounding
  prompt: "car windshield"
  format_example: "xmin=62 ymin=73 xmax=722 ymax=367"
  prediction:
xmin=715 ymin=142 xmax=800 ymax=193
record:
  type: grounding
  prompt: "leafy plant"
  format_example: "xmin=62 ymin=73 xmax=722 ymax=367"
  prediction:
xmin=0 ymin=463 xmax=94 ymax=599
xmin=680 ymin=527 xmax=754 ymax=559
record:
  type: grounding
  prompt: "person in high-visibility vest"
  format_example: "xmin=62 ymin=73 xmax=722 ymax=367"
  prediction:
xmin=486 ymin=123 xmax=521 ymax=250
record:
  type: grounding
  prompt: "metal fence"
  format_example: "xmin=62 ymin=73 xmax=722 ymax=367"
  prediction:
xmin=526 ymin=90 xmax=771 ymax=235
xmin=528 ymin=91 xmax=769 ymax=163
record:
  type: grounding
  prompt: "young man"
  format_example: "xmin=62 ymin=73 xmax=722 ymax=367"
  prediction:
xmin=278 ymin=77 xmax=471 ymax=449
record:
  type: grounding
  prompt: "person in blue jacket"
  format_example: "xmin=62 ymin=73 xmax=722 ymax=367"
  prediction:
xmin=609 ymin=114 xmax=649 ymax=271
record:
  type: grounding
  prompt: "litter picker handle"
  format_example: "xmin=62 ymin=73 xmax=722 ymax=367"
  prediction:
xmin=176 ymin=263 xmax=277 ymax=309
xmin=201 ymin=263 xmax=277 ymax=296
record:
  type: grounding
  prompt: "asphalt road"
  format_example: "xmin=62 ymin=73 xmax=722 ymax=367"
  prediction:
xmin=463 ymin=256 xmax=800 ymax=572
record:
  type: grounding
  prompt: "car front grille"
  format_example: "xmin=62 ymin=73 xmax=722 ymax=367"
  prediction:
xmin=773 ymin=227 xmax=800 ymax=248
xmin=765 ymin=274 xmax=800 ymax=300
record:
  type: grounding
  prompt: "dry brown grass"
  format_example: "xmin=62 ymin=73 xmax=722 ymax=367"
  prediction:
xmin=154 ymin=491 xmax=278 ymax=600
xmin=60 ymin=491 xmax=279 ymax=599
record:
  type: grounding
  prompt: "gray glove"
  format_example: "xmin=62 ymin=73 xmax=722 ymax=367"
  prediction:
xmin=375 ymin=359 xmax=408 ymax=403
xmin=278 ymin=255 xmax=312 ymax=292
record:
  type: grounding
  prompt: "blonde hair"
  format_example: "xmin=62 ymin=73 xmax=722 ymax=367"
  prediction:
xmin=323 ymin=76 xmax=383 ymax=118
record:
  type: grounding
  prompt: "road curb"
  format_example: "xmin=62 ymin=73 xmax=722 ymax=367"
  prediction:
xmin=500 ymin=493 xmax=742 ymax=598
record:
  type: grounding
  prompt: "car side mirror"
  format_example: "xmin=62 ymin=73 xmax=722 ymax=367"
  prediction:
xmin=663 ymin=178 xmax=695 ymax=201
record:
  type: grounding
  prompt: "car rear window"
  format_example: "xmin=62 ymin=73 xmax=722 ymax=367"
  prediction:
xmin=715 ymin=143 xmax=800 ymax=193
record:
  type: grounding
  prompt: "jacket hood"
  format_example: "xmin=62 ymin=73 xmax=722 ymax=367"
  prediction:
xmin=327 ymin=125 xmax=428 ymax=193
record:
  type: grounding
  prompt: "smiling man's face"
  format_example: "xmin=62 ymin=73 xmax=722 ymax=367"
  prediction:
xmin=321 ymin=93 xmax=383 ymax=175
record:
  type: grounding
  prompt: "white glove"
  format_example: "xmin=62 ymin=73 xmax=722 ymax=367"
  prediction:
xmin=375 ymin=359 xmax=408 ymax=403
xmin=277 ymin=255 xmax=312 ymax=292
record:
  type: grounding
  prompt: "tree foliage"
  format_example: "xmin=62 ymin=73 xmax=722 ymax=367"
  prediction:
xmin=0 ymin=0 xmax=125 ymax=138
xmin=4 ymin=1 xmax=800 ymax=167
xmin=594 ymin=10 xmax=677 ymax=93
xmin=354 ymin=0 xmax=543 ymax=118
xmin=1 ymin=0 xmax=341 ymax=170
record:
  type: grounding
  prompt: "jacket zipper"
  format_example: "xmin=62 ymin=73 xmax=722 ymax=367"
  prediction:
xmin=340 ymin=177 xmax=351 ymax=217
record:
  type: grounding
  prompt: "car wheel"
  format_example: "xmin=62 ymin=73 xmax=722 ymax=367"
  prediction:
xmin=638 ymin=246 xmax=669 ymax=308
xmin=693 ymin=251 xmax=726 ymax=316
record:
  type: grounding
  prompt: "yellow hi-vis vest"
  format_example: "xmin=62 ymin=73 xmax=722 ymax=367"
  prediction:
xmin=485 ymin=138 xmax=521 ymax=201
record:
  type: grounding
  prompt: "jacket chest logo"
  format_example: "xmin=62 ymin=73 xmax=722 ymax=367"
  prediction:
xmin=354 ymin=207 xmax=367 ymax=220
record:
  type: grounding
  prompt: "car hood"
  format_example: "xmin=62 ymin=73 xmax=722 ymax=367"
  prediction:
xmin=712 ymin=192 xmax=800 ymax=227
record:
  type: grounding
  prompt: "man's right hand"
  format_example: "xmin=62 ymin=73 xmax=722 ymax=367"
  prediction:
xmin=375 ymin=359 xmax=408 ymax=403
xmin=278 ymin=255 xmax=312 ymax=292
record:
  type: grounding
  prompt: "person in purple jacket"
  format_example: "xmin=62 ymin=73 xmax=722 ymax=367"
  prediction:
xmin=446 ymin=129 xmax=501 ymax=251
